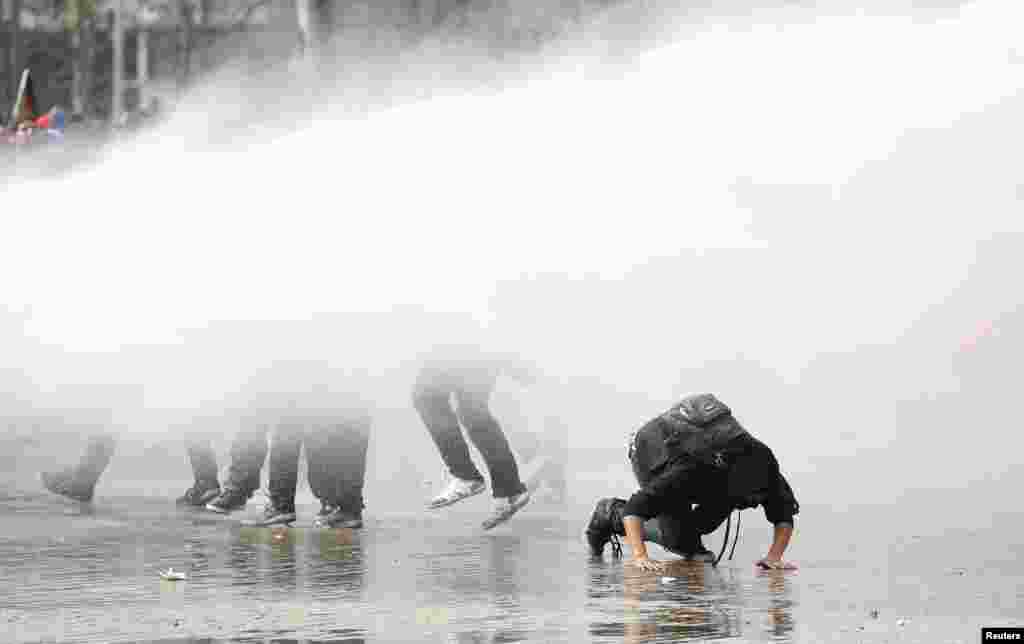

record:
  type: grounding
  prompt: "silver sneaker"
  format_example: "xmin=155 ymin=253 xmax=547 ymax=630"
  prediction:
xmin=481 ymin=490 xmax=531 ymax=530
xmin=427 ymin=477 xmax=486 ymax=509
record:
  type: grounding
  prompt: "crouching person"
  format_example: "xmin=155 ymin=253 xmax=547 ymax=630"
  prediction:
xmin=585 ymin=393 xmax=799 ymax=571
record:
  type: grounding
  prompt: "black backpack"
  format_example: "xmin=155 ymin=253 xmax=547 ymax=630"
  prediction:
xmin=630 ymin=394 xmax=748 ymax=483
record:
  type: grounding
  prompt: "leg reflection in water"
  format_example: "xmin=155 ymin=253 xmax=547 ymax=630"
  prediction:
xmin=443 ymin=536 xmax=529 ymax=644
xmin=757 ymin=567 xmax=796 ymax=639
xmin=222 ymin=523 xmax=369 ymax=640
xmin=588 ymin=559 xmax=745 ymax=643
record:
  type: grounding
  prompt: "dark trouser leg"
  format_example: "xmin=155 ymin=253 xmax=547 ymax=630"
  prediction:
xmin=308 ymin=417 xmax=371 ymax=513
xmin=413 ymin=382 xmax=484 ymax=484
xmin=225 ymin=425 xmax=268 ymax=494
xmin=304 ymin=426 xmax=330 ymax=502
xmin=642 ymin=509 xmax=705 ymax=555
xmin=642 ymin=481 xmax=734 ymax=555
xmin=74 ymin=433 xmax=116 ymax=488
xmin=624 ymin=460 xmax=725 ymax=553
xmin=268 ymin=423 xmax=303 ymax=511
xmin=455 ymin=386 xmax=525 ymax=499
xmin=334 ymin=417 xmax=370 ymax=513
xmin=186 ymin=439 xmax=219 ymax=487
xmin=691 ymin=499 xmax=734 ymax=536
xmin=639 ymin=500 xmax=733 ymax=557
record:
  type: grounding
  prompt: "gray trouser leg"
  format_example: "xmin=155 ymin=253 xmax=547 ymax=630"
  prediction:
xmin=225 ymin=425 xmax=268 ymax=494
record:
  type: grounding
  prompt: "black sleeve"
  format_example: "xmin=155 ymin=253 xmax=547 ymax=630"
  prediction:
xmin=622 ymin=460 xmax=693 ymax=520
xmin=622 ymin=487 xmax=664 ymax=521
xmin=761 ymin=470 xmax=799 ymax=526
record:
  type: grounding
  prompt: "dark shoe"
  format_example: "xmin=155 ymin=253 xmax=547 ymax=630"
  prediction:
xmin=241 ymin=501 xmax=297 ymax=527
xmin=176 ymin=481 xmax=221 ymax=507
xmin=40 ymin=469 xmax=95 ymax=503
xmin=586 ymin=498 xmax=626 ymax=558
xmin=205 ymin=487 xmax=252 ymax=514
xmin=315 ymin=508 xmax=363 ymax=529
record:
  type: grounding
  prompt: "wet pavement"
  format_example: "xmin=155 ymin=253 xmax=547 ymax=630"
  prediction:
xmin=1 ymin=487 xmax=1022 ymax=643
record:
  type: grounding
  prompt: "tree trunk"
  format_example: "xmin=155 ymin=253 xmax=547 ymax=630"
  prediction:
xmin=136 ymin=28 xmax=149 ymax=111
xmin=295 ymin=0 xmax=335 ymax=75
xmin=0 ymin=2 xmax=6 ymax=110
xmin=7 ymin=0 xmax=22 ymax=121
xmin=70 ymin=29 xmax=81 ymax=115
xmin=176 ymin=0 xmax=193 ymax=94
xmin=315 ymin=0 xmax=335 ymax=76
xmin=81 ymin=15 xmax=95 ymax=120
xmin=111 ymin=4 xmax=124 ymax=125
xmin=198 ymin=0 xmax=211 ymax=73
xmin=295 ymin=0 xmax=314 ymax=68
xmin=65 ymin=0 xmax=96 ymax=119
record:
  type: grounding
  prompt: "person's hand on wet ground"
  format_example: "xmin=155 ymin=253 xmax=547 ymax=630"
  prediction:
xmin=629 ymin=555 xmax=667 ymax=572
xmin=756 ymin=557 xmax=798 ymax=571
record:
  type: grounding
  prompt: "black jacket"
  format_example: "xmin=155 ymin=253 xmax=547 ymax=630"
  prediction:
xmin=625 ymin=394 xmax=799 ymax=525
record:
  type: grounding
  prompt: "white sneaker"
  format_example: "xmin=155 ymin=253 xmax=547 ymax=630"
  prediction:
xmin=427 ymin=477 xmax=486 ymax=509
xmin=481 ymin=490 xmax=531 ymax=530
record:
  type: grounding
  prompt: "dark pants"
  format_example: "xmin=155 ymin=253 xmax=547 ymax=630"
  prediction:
xmin=413 ymin=365 xmax=526 ymax=499
xmin=221 ymin=425 xmax=270 ymax=494
xmin=631 ymin=462 xmax=734 ymax=554
xmin=626 ymin=431 xmax=797 ymax=553
xmin=182 ymin=422 xmax=268 ymax=492
xmin=186 ymin=439 xmax=220 ymax=488
xmin=640 ymin=499 xmax=734 ymax=555
xmin=268 ymin=417 xmax=371 ymax=513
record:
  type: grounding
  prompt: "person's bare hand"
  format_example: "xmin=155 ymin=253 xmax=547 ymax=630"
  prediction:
xmin=756 ymin=557 xmax=798 ymax=571
xmin=630 ymin=556 xmax=666 ymax=573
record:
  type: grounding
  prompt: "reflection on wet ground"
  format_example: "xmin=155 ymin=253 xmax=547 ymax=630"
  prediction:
xmin=1 ymin=490 xmax=1022 ymax=643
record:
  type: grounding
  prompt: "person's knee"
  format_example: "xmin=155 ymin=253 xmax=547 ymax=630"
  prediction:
xmin=455 ymin=400 xmax=496 ymax=434
xmin=412 ymin=384 xmax=447 ymax=414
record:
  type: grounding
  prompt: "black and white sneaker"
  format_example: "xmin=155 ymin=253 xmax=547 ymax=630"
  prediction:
xmin=427 ymin=477 xmax=486 ymax=509
xmin=241 ymin=501 xmax=297 ymax=527
xmin=315 ymin=507 xmax=363 ymax=529
xmin=176 ymin=481 xmax=221 ymax=507
xmin=205 ymin=487 xmax=251 ymax=514
xmin=317 ymin=500 xmax=336 ymax=517
xmin=481 ymin=490 xmax=531 ymax=530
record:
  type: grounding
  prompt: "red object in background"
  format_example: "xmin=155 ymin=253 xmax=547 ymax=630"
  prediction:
xmin=35 ymin=113 xmax=50 ymax=129
xmin=959 ymin=319 xmax=997 ymax=354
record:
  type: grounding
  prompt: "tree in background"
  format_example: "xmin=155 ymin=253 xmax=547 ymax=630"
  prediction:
xmin=174 ymin=0 xmax=191 ymax=93
xmin=62 ymin=0 xmax=97 ymax=118
xmin=3 ymin=0 xmax=24 ymax=112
